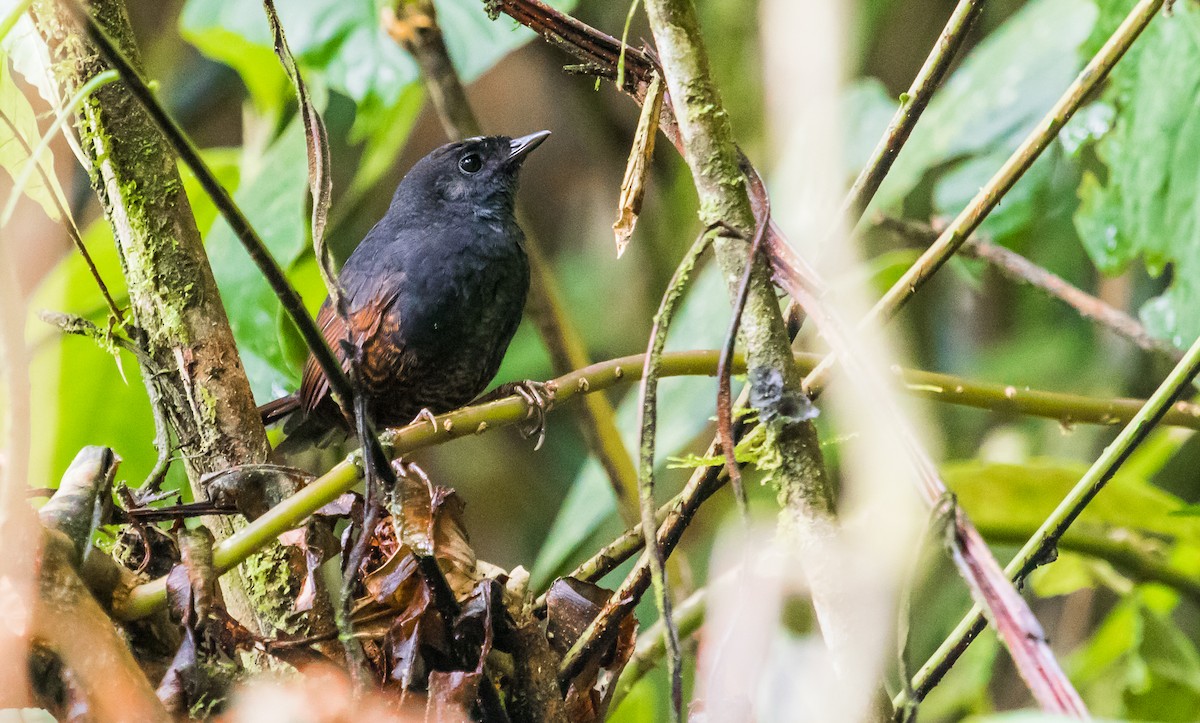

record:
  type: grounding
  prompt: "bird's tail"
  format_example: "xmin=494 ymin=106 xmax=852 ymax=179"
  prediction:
xmin=258 ymin=393 xmax=342 ymax=457
xmin=258 ymin=394 xmax=301 ymax=426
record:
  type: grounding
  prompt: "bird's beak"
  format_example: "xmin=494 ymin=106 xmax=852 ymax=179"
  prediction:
xmin=507 ymin=130 xmax=551 ymax=164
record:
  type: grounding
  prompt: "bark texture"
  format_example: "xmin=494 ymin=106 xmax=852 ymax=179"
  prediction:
xmin=32 ymin=0 xmax=321 ymax=639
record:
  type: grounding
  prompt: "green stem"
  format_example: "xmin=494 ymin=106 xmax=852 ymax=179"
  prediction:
xmin=905 ymin=300 xmax=1200 ymax=706
xmin=634 ymin=229 xmax=710 ymax=715
xmin=841 ymin=0 xmax=986 ymax=223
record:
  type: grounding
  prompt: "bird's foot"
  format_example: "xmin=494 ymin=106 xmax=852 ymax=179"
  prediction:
xmin=482 ymin=380 xmax=556 ymax=451
xmin=410 ymin=407 xmax=439 ymax=432
xmin=394 ymin=458 xmax=433 ymax=488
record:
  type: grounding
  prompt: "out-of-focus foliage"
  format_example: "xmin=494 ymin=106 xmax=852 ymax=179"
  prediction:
xmin=1074 ymin=0 xmax=1200 ymax=348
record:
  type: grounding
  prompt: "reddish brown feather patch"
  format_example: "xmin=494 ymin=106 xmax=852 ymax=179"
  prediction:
xmin=299 ymin=292 xmax=409 ymax=423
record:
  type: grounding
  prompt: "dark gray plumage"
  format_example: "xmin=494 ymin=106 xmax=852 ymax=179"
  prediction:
xmin=263 ymin=131 xmax=548 ymax=447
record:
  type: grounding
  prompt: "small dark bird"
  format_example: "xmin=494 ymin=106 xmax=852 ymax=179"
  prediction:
xmin=261 ymin=131 xmax=550 ymax=451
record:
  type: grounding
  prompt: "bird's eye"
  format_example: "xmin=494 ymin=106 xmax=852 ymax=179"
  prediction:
xmin=458 ymin=153 xmax=483 ymax=174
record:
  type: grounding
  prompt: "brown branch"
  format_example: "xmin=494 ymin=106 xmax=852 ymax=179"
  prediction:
xmin=877 ymin=215 xmax=1183 ymax=362
xmin=34 ymin=531 xmax=169 ymax=721
xmin=34 ymin=0 xmax=328 ymax=640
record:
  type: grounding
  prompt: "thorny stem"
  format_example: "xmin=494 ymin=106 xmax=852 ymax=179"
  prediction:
xmin=877 ymin=215 xmax=1183 ymax=362
xmin=801 ymin=0 xmax=1167 ymax=394
xmin=388 ymin=0 xmax=642 ymax=524
xmin=839 ymin=0 xmax=986 ymax=223
xmin=903 ymin=295 xmax=1200 ymax=708
xmin=634 ymin=228 xmax=714 ymax=714
xmin=114 ymin=348 xmax=1200 ymax=620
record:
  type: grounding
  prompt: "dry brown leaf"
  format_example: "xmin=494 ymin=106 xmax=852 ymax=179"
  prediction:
xmin=613 ymin=72 xmax=664 ymax=258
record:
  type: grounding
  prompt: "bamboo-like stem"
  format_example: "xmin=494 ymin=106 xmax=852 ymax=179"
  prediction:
xmin=385 ymin=0 xmax=641 ymax=524
xmin=840 ymin=0 xmax=986 ymax=222
xmin=802 ymin=0 xmax=1166 ymax=393
xmin=877 ymin=215 xmax=1182 ymax=362
xmin=904 ymin=314 xmax=1200 ymax=706
xmin=114 ymin=348 xmax=1200 ymax=620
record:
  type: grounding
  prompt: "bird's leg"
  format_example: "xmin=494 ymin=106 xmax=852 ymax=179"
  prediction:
xmin=475 ymin=380 xmax=556 ymax=451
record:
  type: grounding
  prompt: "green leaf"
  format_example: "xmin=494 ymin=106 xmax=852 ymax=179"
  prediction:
xmin=1073 ymin=3 xmax=1200 ymax=347
xmin=28 ymin=219 xmax=165 ymax=493
xmin=0 ymin=55 xmax=67 ymax=222
xmin=205 ymin=119 xmax=309 ymax=399
xmin=944 ymin=458 xmax=1200 ymax=551
xmin=179 ymin=0 xmax=578 ymax=117
xmin=1070 ymin=594 xmax=1200 ymax=721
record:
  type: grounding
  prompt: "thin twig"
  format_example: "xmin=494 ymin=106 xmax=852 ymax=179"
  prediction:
xmin=876 ymin=215 xmax=1183 ymax=362
xmin=557 ymin=431 xmax=725 ymax=688
xmin=38 ymin=312 xmax=174 ymax=489
xmin=634 ymin=226 xmax=715 ymax=715
xmin=0 ymin=110 xmax=123 ymax=323
xmin=839 ymin=0 xmax=986 ymax=223
xmin=609 ymin=584 xmax=706 ymax=710
xmin=262 ymin=0 xmax=377 ymax=681
xmin=716 ymin=162 xmax=768 ymax=514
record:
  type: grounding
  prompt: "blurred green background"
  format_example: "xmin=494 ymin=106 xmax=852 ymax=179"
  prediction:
xmin=10 ymin=0 xmax=1200 ymax=718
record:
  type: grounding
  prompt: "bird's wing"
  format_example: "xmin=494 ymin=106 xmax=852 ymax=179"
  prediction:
xmin=299 ymin=291 xmax=406 ymax=418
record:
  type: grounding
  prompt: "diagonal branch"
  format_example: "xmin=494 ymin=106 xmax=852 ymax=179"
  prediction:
xmin=840 ymin=0 xmax=985 ymax=223
xmin=877 ymin=215 xmax=1183 ymax=362
xmin=905 ymin=318 xmax=1200 ymax=706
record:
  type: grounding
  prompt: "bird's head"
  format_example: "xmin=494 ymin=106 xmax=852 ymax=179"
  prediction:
xmin=390 ymin=131 xmax=551 ymax=221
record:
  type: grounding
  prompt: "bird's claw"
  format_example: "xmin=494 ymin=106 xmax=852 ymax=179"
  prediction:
xmin=510 ymin=381 xmax=554 ymax=451
xmin=411 ymin=407 xmax=439 ymax=432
